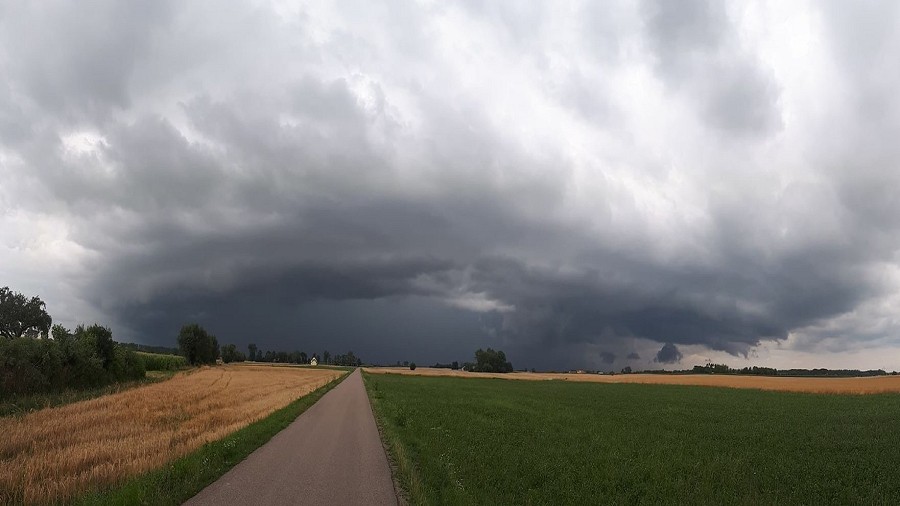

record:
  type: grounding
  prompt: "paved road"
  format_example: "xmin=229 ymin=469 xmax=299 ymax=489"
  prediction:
xmin=186 ymin=369 xmax=397 ymax=506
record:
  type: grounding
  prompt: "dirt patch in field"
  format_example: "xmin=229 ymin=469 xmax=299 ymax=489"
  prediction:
xmin=0 ymin=364 xmax=343 ymax=505
xmin=363 ymin=367 xmax=900 ymax=394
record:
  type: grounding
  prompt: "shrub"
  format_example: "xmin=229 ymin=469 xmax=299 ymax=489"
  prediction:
xmin=410 ymin=362 xmax=416 ymax=371
xmin=0 ymin=325 xmax=146 ymax=398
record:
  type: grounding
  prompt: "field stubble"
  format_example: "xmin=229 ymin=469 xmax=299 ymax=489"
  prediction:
xmin=0 ymin=364 xmax=342 ymax=504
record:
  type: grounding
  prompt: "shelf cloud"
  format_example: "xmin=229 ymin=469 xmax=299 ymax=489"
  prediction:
xmin=2 ymin=1 xmax=900 ymax=369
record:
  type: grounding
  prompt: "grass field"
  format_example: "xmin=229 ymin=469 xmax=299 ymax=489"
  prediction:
xmin=0 ymin=364 xmax=343 ymax=504
xmin=364 ymin=372 xmax=900 ymax=505
xmin=365 ymin=366 xmax=900 ymax=394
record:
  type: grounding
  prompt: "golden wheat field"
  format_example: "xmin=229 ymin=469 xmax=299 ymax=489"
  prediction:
xmin=0 ymin=364 xmax=343 ymax=505
xmin=364 ymin=367 xmax=900 ymax=394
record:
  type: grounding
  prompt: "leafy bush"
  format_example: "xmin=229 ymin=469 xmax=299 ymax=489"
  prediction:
xmin=410 ymin=362 xmax=416 ymax=371
xmin=0 ymin=324 xmax=146 ymax=398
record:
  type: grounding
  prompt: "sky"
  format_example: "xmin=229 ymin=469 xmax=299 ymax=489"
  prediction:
xmin=2 ymin=0 xmax=900 ymax=371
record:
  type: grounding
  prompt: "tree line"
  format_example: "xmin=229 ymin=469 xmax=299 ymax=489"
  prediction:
xmin=417 ymin=348 xmax=513 ymax=373
xmin=619 ymin=363 xmax=891 ymax=377
xmin=245 ymin=345 xmax=361 ymax=367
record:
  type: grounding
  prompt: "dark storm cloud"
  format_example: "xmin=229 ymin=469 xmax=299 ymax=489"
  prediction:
xmin=654 ymin=343 xmax=683 ymax=364
xmin=3 ymin=1 xmax=900 ymax=369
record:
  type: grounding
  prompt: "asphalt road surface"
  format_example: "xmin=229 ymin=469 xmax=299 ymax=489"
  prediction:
xmin=186 ymin=369 xmax=398 ymax=506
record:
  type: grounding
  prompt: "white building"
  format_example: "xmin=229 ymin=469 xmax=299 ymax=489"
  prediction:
xmin=310 ymin=357 xmax=318 ymax=366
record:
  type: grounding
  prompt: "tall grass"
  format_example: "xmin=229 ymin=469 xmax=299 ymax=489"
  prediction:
xmin=0 ymin=365 xmax=343 ymax=504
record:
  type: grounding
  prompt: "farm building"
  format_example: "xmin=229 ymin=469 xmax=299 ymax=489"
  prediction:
xmin=310 ymin=357 xmax=318 ymax=366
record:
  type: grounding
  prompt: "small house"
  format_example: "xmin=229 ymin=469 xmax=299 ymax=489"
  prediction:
xmin=310 ymin=357 xmax=318 ymax=366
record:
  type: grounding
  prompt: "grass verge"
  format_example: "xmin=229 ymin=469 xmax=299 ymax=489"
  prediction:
xmin=363 ymin=371 xmax=426 ymax=505
xmin=0 ymin=370 xmax=177 ymax=418
xmin=75 ymin=370 xmax=350 ymax=506
xmin=363 ymin=372 xmax=900 ymax=505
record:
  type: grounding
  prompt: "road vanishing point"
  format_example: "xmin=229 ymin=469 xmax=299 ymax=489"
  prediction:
xmin=186 ymin=369 xmax=398 ymax=506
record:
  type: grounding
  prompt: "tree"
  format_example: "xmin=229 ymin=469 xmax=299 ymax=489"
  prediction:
xmin=299 ymin=351 xmax=308 ymax=364
xmin=221 ymin=344 xmax=246 ymax=363
xmin=410 ymin=362 xmax=416 ymax=370
xmin=177 ymin=324 xmax=219 ymax=365
xmin=51 ymin=324 xmax=71 ymax=342
xmin=248 ymin=343 xmax=258 ymax=361
xmin=473 ymin=348 xmax=513 ymax=373
xmin=323 ymin=350 xmax=331 ymax=365
xmin=0 ymin=286 xmax=52 ymax=339
xmin=75 ymin=324 xmax=116 ymax=369
xmin=451 ymin=361 xmax=459 ymax=370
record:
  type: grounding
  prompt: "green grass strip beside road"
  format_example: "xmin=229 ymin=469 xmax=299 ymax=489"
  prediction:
xmin=362 ymin=371 xmax=429 ymax=506
xmin=76 ymin=370 xmax=351 ymax=506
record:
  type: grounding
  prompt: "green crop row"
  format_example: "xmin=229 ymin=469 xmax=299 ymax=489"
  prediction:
xmin=364 ymin=373 xmax=900 ymax=505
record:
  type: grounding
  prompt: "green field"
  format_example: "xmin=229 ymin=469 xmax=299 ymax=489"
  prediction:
xmin=364 ymin=373 xmax=900 ymax=505
xmin=137 ymin=352 xmax=188 ymax=371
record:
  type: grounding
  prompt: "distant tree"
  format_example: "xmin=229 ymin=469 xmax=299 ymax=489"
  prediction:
xmin=410 ymin=362 xmax=416 ymax=371
xmin=323 ymin=350 xmax=331 ymax=365
xmin=331 ymin=351 xmax=359 ymax=367
xmin=299 ymin=351 xmax=308 ymax=363
xmin=0 ymin=286 xmax=52 ymax=339
xmin=247 ymin=343 xmax=258 ymax=361
xmin=451 ymin=361 xmax=459 ymax=370
xmin=177 ymin=324 xmax=219 ymax=365
xmin=621 ymin=366 xmax=632 ymax=374
xmin=221 ymin=344 xmax=246 ymax=363
xmin=473 ymin=348 xmax=513 ymax=373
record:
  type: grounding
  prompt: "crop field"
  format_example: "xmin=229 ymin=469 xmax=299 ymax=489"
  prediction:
xmin=137 ymin=352 xmax=188 ymax=371
xmin=364 ymin=372 xmax=900 ymax=505
xmin=0 ymin=364 xmax=343 ymax=504
xmin=364 ymin=366 xmax=900 ymax=394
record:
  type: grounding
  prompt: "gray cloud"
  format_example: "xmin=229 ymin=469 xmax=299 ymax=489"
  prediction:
xmin=641 ymin=0 xmax=781 ymax=136
xmin=2 ymin=1 xmax=900 ymax=369
xmin=655 ymin=343 xmax=683 ymax=364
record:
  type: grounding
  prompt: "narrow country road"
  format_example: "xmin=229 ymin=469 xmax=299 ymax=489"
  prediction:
xmin=186 ymin=369 xmax=397 ymax=506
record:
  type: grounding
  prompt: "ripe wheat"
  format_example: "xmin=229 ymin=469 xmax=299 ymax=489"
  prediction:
xmin=0 ymin=364 xmax=342 ymax=504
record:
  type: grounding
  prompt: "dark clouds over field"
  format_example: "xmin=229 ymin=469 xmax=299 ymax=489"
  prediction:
xmin=3 ymin=1 xmax=900 ymax=370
